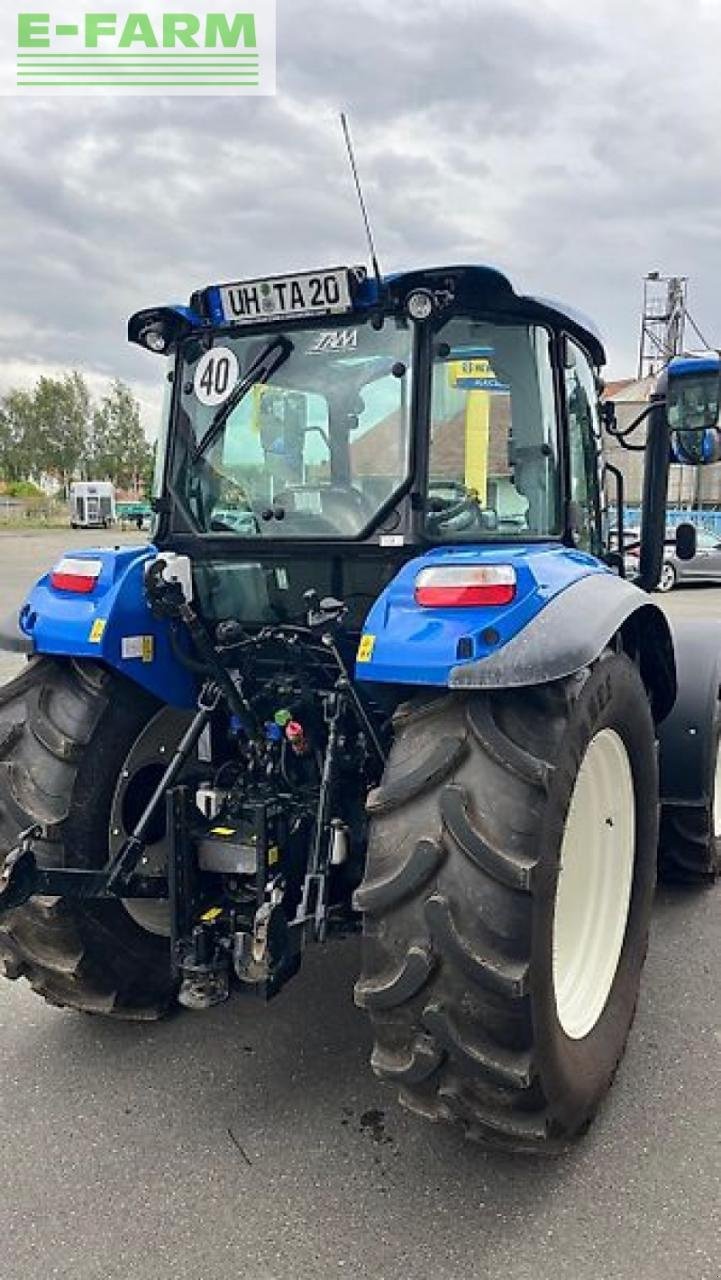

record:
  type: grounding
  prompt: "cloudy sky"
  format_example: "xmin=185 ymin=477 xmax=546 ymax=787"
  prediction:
xmin=1 ymin=0 xmax=720 ymax=430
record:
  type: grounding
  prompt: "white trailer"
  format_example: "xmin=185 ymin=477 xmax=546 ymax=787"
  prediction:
xmin=69 ymin=481 xmax=116 ymax=529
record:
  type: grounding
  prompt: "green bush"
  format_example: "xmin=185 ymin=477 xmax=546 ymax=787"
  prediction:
xmin=1 ymin=480 xmax=44 ymax=498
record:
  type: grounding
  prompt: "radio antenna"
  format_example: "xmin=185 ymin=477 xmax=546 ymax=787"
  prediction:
xmin=340 ymin=112 xmax=382 ymax=292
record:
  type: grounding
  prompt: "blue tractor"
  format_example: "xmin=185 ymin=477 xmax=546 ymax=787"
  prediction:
xmin=1 ymin=264 xmax=720 ymax=1151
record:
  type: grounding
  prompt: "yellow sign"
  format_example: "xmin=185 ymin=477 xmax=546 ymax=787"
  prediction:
xmin=141 ymin=635 xmax=154 ymax=664
xmin=88 ymin=618 xmax=106 ymax=643
xmin=447 ymin=357 xmax=495 ymax=387
xmin=464 ymin=393 xmax=491 ymax=502
xmin=446 ymin=357 xmax=500 ymax=503
xmin=356 ymin=634 xmax=376 ymax=663
xmin=200 ymin=906 xmax=223 ymax=923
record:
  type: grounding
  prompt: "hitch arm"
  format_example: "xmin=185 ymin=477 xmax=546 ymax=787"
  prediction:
xmin=0 ymin=827 xmax=167 ymax=917
xmin=0 ymin=682 xmax=221 ymax=916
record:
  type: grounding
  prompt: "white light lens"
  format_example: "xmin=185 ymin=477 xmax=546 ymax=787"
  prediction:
xmin=145 ymin=330 xmax=166 ymax=352
xmin=415 ymin=564 xmax=517 ymax=607
xmin=407 ymin=290 xmax=434 ymax=321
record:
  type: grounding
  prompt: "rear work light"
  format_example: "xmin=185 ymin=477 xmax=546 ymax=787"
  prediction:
xmin=50 ymin=557 xmax=103 ymax=594
xmin=414 ymin=564 xmax=517 ymax=607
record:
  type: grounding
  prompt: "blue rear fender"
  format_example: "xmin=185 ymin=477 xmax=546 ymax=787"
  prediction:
xmin=354 ymin=543 xmax=615 ymax=687
xmin=18 ymin=544 xmax=197 ymax=708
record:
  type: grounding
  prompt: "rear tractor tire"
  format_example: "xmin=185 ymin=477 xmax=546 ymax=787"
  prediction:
xmin=0 ymin=658 xmax=184 ymax=1018
xmin=658 ymin=712 xmax=721 ymax=884
xmin=354 ymin=652 xmax=658 ymax=1151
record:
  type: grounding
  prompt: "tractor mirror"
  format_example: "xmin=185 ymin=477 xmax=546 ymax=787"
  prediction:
xmin=670 ymin=425 xmax=721 ymax=466
xmin=674 ymin=522 xmax=697 ymax=561
xmin=666 ymin=358 xmax=721 ymax=464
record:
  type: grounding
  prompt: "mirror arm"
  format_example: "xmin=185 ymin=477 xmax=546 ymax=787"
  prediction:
xmin=604 ymin=400 xmax=657 ymax=450
xmin=634 ymin=395 xmax=670 ymax=593
xmin=604 ymin=461 xmax=625 ymax=572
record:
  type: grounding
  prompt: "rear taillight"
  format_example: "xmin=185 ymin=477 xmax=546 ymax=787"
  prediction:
xmin=414 ymin=565 xmax=516 ymax=607
xmin=50 ymin=557 xmax=103 ymax=593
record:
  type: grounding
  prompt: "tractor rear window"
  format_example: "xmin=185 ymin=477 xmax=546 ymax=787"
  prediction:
xmin=171 ymin=316 xmax=413 ymax=538
xmin=426 ymin=320 xmax=560 ymax=540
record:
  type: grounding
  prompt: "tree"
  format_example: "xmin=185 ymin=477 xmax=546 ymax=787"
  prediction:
xmin=0 ymin=372 xmax=149 ymax=493
xmin=32 ymin=373 xmax=91 ymax=493
xmin=90 ymin=379 xmax=152 ymax=493
xmin=0 ymin=388 xmax=39 ymax=483
xmin=141 ymin=440 xmax=158 ymax=498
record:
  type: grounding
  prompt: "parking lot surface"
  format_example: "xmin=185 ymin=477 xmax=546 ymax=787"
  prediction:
xmin=1 ymin=530 xmax=721 ymax=1280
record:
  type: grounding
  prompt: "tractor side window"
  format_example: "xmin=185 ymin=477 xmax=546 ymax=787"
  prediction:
xmin=427 ymin=319 xmax=560 ymax=539
xmin=563 ymin=340 xmax=603 ymax=553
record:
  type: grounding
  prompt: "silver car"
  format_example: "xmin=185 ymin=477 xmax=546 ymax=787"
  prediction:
xmin=624 ymin=527 xmax=721 ymax=592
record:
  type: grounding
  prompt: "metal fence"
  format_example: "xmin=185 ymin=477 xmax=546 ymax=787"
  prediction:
xmin=621 ymin=507 xmax=721 ymax=537
xmin=0 ymin=496 xmax=65 ymax=523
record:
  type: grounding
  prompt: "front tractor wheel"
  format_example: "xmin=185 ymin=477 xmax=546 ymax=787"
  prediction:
xmin=354 ymin=653 xmax=658 ymax=1151
xmin=0 ymin=659 xmax=183 ymax=1018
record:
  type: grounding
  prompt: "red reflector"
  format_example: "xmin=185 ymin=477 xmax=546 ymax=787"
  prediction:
xmin=50 ymin=572 xmax=98 ymax=594
xmin=414 ymin=565 xmax=517 ymax=608
xmin=50 ymin=557 xmax=103 ymax=594
xmin=415 ymin=583 xmax=516 ymax=607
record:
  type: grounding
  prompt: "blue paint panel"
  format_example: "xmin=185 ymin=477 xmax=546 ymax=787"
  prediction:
xmin=205 ymin=287 xmax=224 ymax=326
xmin=668 ymin=355 xmax=721 ymax=378
xmin=18 ymin=546 xmax=197 ymax=708
xmin=355 ymin=544 xmax=609 ymax=687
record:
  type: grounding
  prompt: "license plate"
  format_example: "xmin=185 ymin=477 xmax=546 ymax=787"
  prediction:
xmin=220 ymin=268 xmax=353 ymax=326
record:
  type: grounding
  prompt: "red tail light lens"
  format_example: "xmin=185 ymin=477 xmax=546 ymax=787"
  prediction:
xmin=50 ymin=557 xmax=103 ymax=594
xmin=415 ymin=565 xmax=516 ymax=607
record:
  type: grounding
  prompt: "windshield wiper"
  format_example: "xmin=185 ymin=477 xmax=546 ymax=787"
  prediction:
xmin=191 ymin=335 xmax=294 ymax=463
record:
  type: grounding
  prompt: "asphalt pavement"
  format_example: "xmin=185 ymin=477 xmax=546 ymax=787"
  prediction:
xmin=1 ymin=530 xmax=721 ymax=1280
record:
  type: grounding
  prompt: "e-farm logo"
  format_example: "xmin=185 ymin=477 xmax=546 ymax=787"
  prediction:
xmin=7 ymin=0 xmax=275 ymax=94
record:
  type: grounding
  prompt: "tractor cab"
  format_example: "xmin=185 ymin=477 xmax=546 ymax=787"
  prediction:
xmin=129 ymin=263 xmax=610 ymax=632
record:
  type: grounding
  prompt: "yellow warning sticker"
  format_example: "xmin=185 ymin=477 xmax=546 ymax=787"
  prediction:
xmin=200 ymin=906 xmax=223 ymax=922
xmin=141 ymin=635 xmax=154 ymax=664
xmin=210 ymin=826 xmax=235 ymax=838
xmin=356 ymin=634 xmax=376 ymax=663
xmin=88 ymin=618 xmax=106 ymax=644
xmin=268 ymin=844 xmax=280 ymax=866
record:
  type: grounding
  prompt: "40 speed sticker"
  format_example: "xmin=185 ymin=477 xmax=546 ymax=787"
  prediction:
xmin=194 ymin=347 xmax=239 ymax=407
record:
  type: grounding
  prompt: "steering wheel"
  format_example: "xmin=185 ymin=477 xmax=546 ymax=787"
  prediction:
xmin=273 ymin=485 xmax=377 ymax=535
xmin=426 ymin=493 xmax=487 ymax=534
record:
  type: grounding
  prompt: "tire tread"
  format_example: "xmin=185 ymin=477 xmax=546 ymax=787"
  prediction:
xmin=0 ymin=658 xmax=173 ymax=1018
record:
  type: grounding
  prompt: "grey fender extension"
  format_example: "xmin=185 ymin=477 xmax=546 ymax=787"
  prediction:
xmin=450 ymin=574 xmax=676 ymax=721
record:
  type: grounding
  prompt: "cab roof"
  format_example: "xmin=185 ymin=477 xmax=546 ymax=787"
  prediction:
xmin=378 ymin=265 xmax=606 ymax=365
xmin=129 ymin=262 xmax=606 ymax=366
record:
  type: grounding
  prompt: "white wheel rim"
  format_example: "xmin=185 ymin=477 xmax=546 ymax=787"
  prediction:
xmin=552 ymin=728 xmax=636 ymax=1040
xmin=713 ymin=741 xmax=721 ymax=839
